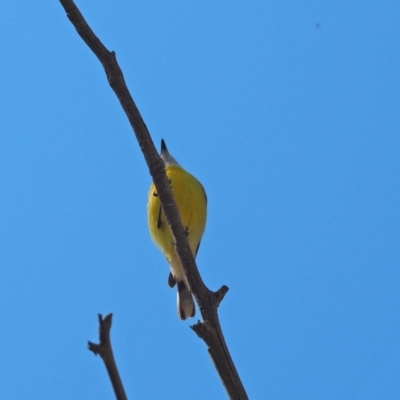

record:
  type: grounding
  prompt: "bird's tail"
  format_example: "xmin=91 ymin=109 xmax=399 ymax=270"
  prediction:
xmin=177 ymin=280 xmax=195 ymax=320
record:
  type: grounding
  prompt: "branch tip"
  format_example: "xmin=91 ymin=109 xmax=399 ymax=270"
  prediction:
xmin=88 ymin=341 xmax=101 ymax=355
xmin=214 ymin=285 xmax=229 ymax=306
xmin=190 ymin=320 xmax=203 ymax=335
xmin=87 ymin=313 xmax=127 ymax=400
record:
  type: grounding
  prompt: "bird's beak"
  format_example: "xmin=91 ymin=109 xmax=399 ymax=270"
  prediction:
xmin=160 ymin=139 xmax=168 ymax=155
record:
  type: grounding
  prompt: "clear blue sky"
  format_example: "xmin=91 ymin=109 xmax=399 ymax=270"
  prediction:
xmin=1 ymin=2 xmax=399 ymax=399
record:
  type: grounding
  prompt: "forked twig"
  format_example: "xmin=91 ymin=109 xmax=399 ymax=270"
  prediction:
xmin=88 ymin=314 xmax=127 ymax=400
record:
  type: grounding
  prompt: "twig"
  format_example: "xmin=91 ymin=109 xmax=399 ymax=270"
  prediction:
xmin=88 ymin=314 xmax=127 ymax=400
xmin=59 ymin=1 xmax=248 ymax=399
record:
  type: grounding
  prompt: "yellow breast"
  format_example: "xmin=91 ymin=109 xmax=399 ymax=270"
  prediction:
xmin=147 ymin=164 xmax=207 ymax=264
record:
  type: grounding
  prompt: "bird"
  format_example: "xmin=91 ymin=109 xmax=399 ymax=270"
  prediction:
xmin=147 ymin=139 xmax=207 ymax=319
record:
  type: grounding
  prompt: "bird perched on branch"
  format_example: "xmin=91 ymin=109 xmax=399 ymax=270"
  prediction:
xmin=147 ymin=139 xmax=207 ymax=319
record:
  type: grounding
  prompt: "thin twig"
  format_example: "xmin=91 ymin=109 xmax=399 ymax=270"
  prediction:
xmin=59 ymin=1 xmax=248 ymax=399
xmin=88 ymin=314 xmax=127 ymax=400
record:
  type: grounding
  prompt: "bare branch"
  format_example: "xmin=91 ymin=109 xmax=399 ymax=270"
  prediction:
xmin=60 ymin=1 xmax=248 ymax=398
xmin=88 ymin=314 xmax=127 ymax=400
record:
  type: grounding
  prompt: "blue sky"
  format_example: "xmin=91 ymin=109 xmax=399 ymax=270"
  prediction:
xmin=1 ymin=2 xmax=400 ymax=399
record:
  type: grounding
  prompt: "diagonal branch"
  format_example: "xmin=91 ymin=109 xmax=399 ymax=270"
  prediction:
xmin=59 ymin=1 xmax=248 ymax=399
xmin=88 ymin=314 xmax=127 ymax=400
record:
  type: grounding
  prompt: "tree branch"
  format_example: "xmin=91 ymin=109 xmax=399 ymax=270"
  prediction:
xmin=88 ymin=314 xmax=127 ymax=400
xmin=59 ymin=1 xmax=248 ymax=399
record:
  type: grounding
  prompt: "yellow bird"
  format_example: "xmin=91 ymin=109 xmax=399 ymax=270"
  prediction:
xmin=147 ymin=139 xmax=207 ymax=319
